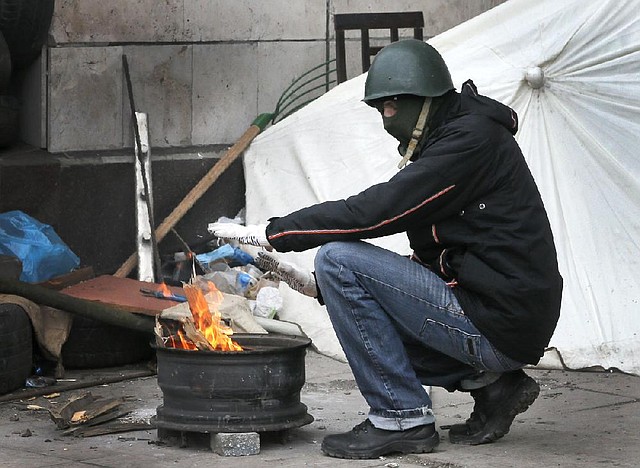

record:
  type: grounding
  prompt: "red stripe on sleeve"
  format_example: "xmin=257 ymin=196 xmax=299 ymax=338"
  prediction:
xmin=268 ymin=184 xmax=456 ymax=242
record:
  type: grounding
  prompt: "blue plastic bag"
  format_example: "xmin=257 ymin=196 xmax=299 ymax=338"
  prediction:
xmin=0 ymin=210 xmax=80 ymax=283
xmin=196 ymin=244 xmax=254 ymax=269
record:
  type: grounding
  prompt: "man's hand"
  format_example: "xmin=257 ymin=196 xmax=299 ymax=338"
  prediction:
xmin=256 ymin=252 xmax=318 ymax=298
xmin=208 ymin=222 xmax=270 ymax=247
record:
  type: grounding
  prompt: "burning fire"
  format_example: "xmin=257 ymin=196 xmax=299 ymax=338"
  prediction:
xmin=168 ymin=329 xmax=197 ymax=350
xmin=166 ymin=282 xmax=242 ymax=352
xmin=158 ymin=282 xmax=173 ymax=298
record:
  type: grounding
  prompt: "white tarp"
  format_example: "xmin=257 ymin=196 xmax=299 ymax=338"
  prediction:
xmin=244 ymin=0 xmax=640 ymax=375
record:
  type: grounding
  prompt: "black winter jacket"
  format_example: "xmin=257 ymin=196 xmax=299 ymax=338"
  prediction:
xmin=266 ymin=81 xmax=563 ymax=364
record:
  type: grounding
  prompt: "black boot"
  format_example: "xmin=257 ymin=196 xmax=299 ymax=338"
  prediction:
xmin=321 ymin=419 xmax=440 ymax=459
xmin=448 ymin=369 xmax=540 ymax=445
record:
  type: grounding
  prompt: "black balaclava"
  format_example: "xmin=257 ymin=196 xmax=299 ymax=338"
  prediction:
xmin=374 ymin=94 xmax=433 ymax=168
xmin=380 ymin=95 xmax=425 ymax=153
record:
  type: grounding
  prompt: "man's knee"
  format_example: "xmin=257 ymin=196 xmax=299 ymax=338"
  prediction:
xmin=315 ymin=242 xmax=347 ymax=278
xmin=315 ymin=241 xmax=367 ymax=280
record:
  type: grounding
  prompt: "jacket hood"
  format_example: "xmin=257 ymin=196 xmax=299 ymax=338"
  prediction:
xmin=429 ymin=80 xmax=519 ymax=136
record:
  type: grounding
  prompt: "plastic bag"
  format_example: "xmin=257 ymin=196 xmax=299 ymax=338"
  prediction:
xmin=0 ymin=211 xmax=80 ymax=283
xmin=202 ymin=268 xmax=256 ymax=297
xmin=253 ymin=286 xmax=283 ymax=319
xmin=196 ymin=244 xmax=254 ymax=269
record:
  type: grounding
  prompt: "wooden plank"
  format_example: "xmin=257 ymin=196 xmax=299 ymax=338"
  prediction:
xmin=62 ymin=275 xmax=186 ymax=317
xmin=333 ymin=12 xmax=424 ymax=30
xmin=37 ymin=266 xmax=95 ymax=290
xmin=67 ymin=419 xmax=155 ymax=437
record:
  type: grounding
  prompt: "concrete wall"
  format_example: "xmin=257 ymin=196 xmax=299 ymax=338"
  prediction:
xmin=37 ymin=0 xmax=505 ymax=153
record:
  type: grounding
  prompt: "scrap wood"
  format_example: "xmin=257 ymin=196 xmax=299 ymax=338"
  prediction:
xmin=60 ymin=401 xmax=159 ymax=438
xmin=155 ymin=312 xmax=214 ymax=351
xmin=26 ymin=404 xmax=47 ymax=411
xmin=64 ymin=405 xmax=157 ymax=437
xmin=37 ymin=266 xmax=95 ymax=291
xmin=69 ymin=406 xmax=128 ymax=427
xmin=49 ymin=393 xmax=125 ymax=430
xmin=162 ymin=293 xmax=268 ymax=334
xmin=181 ymin=316 xmax=215 ymax=350
xmin=66 ymin=421 xmax=154 ymax=438
xmin=61 ymin=275 xmax=185 ymax=317
xmin=62 ymin=407 xmax=133 ymax=436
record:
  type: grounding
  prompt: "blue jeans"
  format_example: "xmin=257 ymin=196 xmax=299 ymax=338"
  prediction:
xmin=314 ymin=241 xmax=524 ymax=431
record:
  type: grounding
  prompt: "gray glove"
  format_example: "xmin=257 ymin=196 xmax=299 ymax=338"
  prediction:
xmin=256 ymin=252 xmax=318 ymax=298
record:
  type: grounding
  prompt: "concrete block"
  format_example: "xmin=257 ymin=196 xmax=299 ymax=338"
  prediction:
xmin=192 ymin=43 xmax=259 ymax=145
xmin=210 ymin=432 xmax=260 ymax=457
xmin=121 ymin=45 xmax=193 ymax=148
xmin=50 ymin=0 xmax=186 ymax=44
xmin=185 ymin=0 xmax=327 ymax=41
xmin=48 ymin=46 xmax=123 ymax=152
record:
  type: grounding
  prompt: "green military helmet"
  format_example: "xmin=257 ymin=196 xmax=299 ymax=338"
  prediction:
xmin=363 ymin=39 xmax=454 ymax=103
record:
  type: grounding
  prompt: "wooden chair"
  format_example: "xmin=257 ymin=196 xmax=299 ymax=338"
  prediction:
xmin=334 ymin=11 xmax=425 ymax=83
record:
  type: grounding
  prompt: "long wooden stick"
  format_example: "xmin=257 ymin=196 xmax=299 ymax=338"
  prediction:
xmin=114 ymin=113 xmax=272 ymax=279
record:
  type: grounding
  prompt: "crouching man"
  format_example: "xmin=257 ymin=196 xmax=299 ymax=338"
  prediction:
xmin=210 ymin=39 xmax=563 ymax=460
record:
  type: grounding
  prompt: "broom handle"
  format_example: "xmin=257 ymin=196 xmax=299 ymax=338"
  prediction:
xmin=114 ymin=114 xmax=272 ymax=278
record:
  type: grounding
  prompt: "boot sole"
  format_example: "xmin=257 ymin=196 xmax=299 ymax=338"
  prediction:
xmin=449 ymin=376 xmax=540 ymax=445
xmin=321 ymin=431 xmax=440 ymax=459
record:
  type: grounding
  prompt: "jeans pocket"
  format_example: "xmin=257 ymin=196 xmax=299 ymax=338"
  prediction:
xmin=461 ymin=333 xmax=484 ymax=368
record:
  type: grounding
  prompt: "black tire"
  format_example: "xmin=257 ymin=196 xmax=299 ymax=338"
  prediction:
xmin=0 ymin=0 xmax=55 ymax=70
xmin=0 ymin=31 xmax=10 ymax=91
xmin=0 ymin=94 xmax=19 ymax=147
xmin=0 ymin=303 xmax=33 ymax=395
xmin=61 ymin=315 xmax=154 ymax=369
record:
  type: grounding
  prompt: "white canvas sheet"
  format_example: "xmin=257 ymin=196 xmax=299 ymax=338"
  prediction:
xmin=244 ymin=0 xmax=640 ymax=375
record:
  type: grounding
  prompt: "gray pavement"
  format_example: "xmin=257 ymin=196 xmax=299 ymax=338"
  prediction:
xmin=0 ymin=349 xmax=638 ymax=468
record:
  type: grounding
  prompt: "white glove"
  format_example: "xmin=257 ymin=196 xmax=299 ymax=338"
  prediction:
xmin=256 ymin=252 xmax=318 ymax=298
xmin=208 ymin=222 xmax=270 ymax=247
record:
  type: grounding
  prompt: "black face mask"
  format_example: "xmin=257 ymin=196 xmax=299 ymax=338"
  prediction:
xmin=373 ymin=95 xmax=426 ymax=153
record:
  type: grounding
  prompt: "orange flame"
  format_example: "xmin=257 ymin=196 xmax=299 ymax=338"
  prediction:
xmin=167 ymin=282 xmax=242 ymax=352
xmin=167 ymin=329 xmax=197 ymax=350
xmin=158 ymin=282 xmax=173 ymax=298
